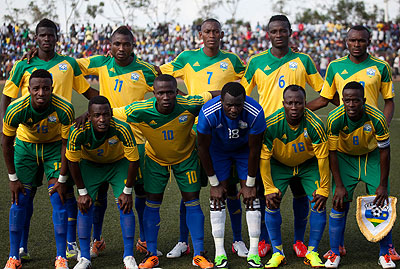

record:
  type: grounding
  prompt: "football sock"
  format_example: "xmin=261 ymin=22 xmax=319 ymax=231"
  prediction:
xmin=135 ymin=196 xmax=146 ymax=241
xmin=265 ymin=208 xmax=283 ymax=255
xmin=118 ymin=205 xmax=135 ymax=258
xmin=19 ymin=190 xmax=34 ymax=252
xmin=66 ymin=194 xmax=78 ymax=247
xmin=49 ymin=184 xmax=68 ymax=258
xmin=185 ymin=199 xmax=205 ymax=256
xmin=339 ymin=203 xmax=350 ymax=247
xmin=143 ymin=200 xmax=161 ymax=255
xmin=329 ymin=208 xmax=346 ymax=256
xmin=380 ymin=231 xmax=392 ymax=256
xmin=259 ymin=198 xmax=270 ymax=243
xmin=179 ymin=199 xmax=189 ymax=243
xmin=77 ymin=205 xmax=94 ymax=260
xmin=227 ymin=196 xmax=243 ymax=242
xmin=92 ymin=192 xmax=107 ymax=241
xmin=246 ymin=209 xmax=261 ymax=256
xmin=9 ymin=187 xmax=30 ymax=258
xmin=308 ymin=200 xmax=326 ymax=252
xmin=293 ymin=196 xmax=309 ymax=243
xmin=388 ymin=231 xmax=393 ymax=248
xmin=210 ymin=207 xmax=226 ymax=257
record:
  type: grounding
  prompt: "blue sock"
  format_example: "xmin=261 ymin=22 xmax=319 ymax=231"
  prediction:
xmin=77 ymin=205 xmax=94 ymax=260
xmin=380 ymin=231 xmax=392 ymax=256
xmin=119 ymin=205 xmax=135 ymax=258
xmin=340 ymin=203 xmax=350 ymax=247
xmin=227 ymin=196 xmax=242 ymax=242
xmin=308 ymin=198 xmax=326 ymax=252
xmin=388 ymin=231 xmax=393 ymax=248
xmin=293 ymin=196 xmax=309 ymax=243
xmin=19 ymin=192 xmax=34 ymax=252
xmin=259 ymin=198 xmax=270 ymax=242
xmin=185 ymin=199 xmax=204 ymax=256
xmin=9 ymin=187 xmax=30 ymax=258
xmin=49 ymin=185 xmax=68 ymax=258
xmin=264 ymin=208 xmax=283 ymax=254
xmin=66 ymin=195 xmax=77 ymax=246
xmin=135 ymin=196 xmax=146 ymax=241
xmin=179 ymin=199 xmax=189 ymax=243
xmin=329 ymin=208 xmax=345 ymax=256
xmin=143 ymin=200 xmax=161 ymax=255
xmin=92 ymin=192 xmax=107 ymax=241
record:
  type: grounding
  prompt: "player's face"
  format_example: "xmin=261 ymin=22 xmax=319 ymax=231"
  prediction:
xmin=89 ymin=104 xmax=112 ymax=133
xmin=28 ymin=77 xmax=53 ymax=111
xmin=199 ymin=22 xmax=224 ymax=50
xmin=283 ymin=90 xmax=305 ymax=125
xmin=346 ymin=29 xmax=370 ymax=58
xmin=342 ymin=88 xmax=365 ymax=121
xmin=221 ymin=93 xmax=244 ymax=120
xmin=268 ymin=21 xmax=291 ymax=49
xmin=153 ymin=80 xmax=177 ymax=114
xmin=35 ymin=27 xmax=57 ymax=53
xmin=111 ymin=34 xmax=133 ymax=62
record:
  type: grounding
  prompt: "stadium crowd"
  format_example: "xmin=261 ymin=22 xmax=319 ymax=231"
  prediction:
xmin=2 ymin=20 xmax=400 ymax=80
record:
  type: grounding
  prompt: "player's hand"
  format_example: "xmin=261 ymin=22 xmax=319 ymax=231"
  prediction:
xmin=49 ymin=181 xmax=67 ymax=204
xmin=153 ymin=65 xmax=162 ymax=75
xmin=118 ymin=193 xmax=133 ymax=214
xmin=237 ymin=185 xmax=256 ymax=210
xmin=210 ymin=184 xmax=227 ymax=211
xmin=265 ymin=191 xmax=282 ymax=209
xmin=311 ymin=191 xmax=327 ymax=211
xmin=9 ymin=180 xmax=26 ymax=205
xmin=105 ymin=50 xmax=113 ymax=57
xmin=77 ymin=194 xmax=92 ymax=214
xmin=21 ymin=47 xmax=38 ymax=63
xmin=74 ymin=111 xmax=89 ymax=129
xmin=333 ymin=185 xmax=348 ymax=210
xmin=374 ymin=185 xmax=389 ymax=207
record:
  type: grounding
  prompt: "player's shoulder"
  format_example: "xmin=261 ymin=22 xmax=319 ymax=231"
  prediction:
xmin=175 ymin=49 xmax=201 ymax=60
xmin=201 ymin=96 xmax=221 ymax=116
xmin=125 ymin=99 xmax=154 ymax=115
xmin=177 ymin=93 xmax=207 ymax=104
xmin=111 ymin=116 xmax=131 ymax=130
xmin=327 ymin=56 xmax=348 ymax=67
xmin=369 ymin=54 xmax=391 ymax=69
xmin=51 ymin=93 xmax=74 ymax=118
xmin=304 ymin=109 xmax=327 ymax=140
xmin=69 ymin=121 xmax=90 ymax=141
xmin=220 ymin=50 xmax=242 ymax=61
xmin=5 ymin=95 xmax=30 ymax=122
xmin=244 ymin=96 xmax=263 ymax=114
xmin=364 ymin=104 xmax=386 ymax=123
xmin=82 ymin=55 xmax=109 ymax=67
xmin=327 ymin=105 xmax=346 ymax=127
xmin=134 ymin=55 xmax=157 ymax=75
xmin=265 ymin=107 xmax=285 ymax=128
xmin=247 ymin=49 xmax=269 ymax=64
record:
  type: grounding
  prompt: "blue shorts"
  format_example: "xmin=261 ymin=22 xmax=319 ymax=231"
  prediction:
xmin=210 ymin=148 xmax=248 ymax=182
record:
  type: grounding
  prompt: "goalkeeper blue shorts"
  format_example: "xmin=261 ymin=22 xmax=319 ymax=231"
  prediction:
xmin=210 ymin=148 xmax=249 ymax=182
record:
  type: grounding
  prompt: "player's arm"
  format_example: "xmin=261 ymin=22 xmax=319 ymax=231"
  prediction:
xmin=68 ymin=160 xmax=92 ymax=213
xmin=118 ymin=160 xmax=139 ymax=214
xmin=0 ymin=95 xmax=12 ymax=137
xmin=82 ymin=87 xmax=99 ymax=100
xmin=329 ymin=150 xmax=348 ymax=210
xmin=49 ymin=138 xmax=69 ymax=204
xmin=306 ymin=96 xmax=331 ymax=111
xmin=374 ymin=143 xmax=390 ymax=207
xmin=383 ymin=98 xmax=394 ymax=127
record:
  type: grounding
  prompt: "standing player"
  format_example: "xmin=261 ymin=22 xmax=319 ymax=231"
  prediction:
xmin=160 ymin=18 xmax=252 ymax=259
xmin=324 ymin=82 xmax=395 ymax=269
xmin=241 ymin=14 xmax=326 ymax=258
xmin=2 ymin=69 xmax=74 ymax=269
xmin=113 ymin=74 xmax=218 ymax=269
xmin=260 ymin=85 xmax=329 ymax=268
xmin=197 ymin=82 xmax=265 ymax=269
xmin=1 ymin=18 xmax=98 ymax=261
xmin=66 ymin=96 xmax=140 ymax=269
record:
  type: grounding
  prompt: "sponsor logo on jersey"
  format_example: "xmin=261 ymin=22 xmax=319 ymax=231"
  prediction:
xmin=264 ymin=65 xmax=271 ymax=71
xmin=343 ymin=126 xmax=349 ymax=131
xmin=149 ymin=120 xmax=157 ymax=125
xmin=58 ymin=63 xmax=68 ymax=72
xmin=27 ymin=118 xmax=33 ymax=123
xmin=341 ymin=69 xmax=348 ymax=75
xmin=179 ymin=115 xmax=188 ymax=123
xmin=109 ymin=67 xmax=115 ymax=72
xmin=289 ymin=61 xmax=298 ymax=71
xmin=238 ymin=120 xmax=248 ymax=129
xmin=108 ymin=138 xmax=118 ymax=145
xmin=220 ymin=62 xmax=228 ymax=71
xmin=131 ymin=72 xmax=140 ymax=82
xmin=281 ymin=134 xmax=287 ymax=139
xmin=363 ymin=123 xmax=372 ymax=133
xmin=48 ymin=115 xmax=57 ymax=123
xmin=366 ymin=68 xmax=376 ymax=77
xmin=193 ymin=62 xmax=200 ymax=67
xmin=303 ymin=128 xmax=308 ymax=138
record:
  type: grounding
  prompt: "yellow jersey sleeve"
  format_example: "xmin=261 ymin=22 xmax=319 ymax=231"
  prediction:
xmin=3 ymin=121 xmax=17 ymax=137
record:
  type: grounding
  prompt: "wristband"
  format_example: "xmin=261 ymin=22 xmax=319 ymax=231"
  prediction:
xmin=78 ymin=188 xmax=88 ymax=196
xmin=58 ymin=174 xmax=68 ymax=183
xmin=208 ymin=175 xmax=219 ymax=187
xmin=123 ymin=186 xmax=133 ymax=195
xmin=246 ymin=175 xmax=256 ymax=187
xmin=8 ymin=173 xmax=18 ymax=182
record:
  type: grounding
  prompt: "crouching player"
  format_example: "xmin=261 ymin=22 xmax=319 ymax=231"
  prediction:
xmin=66 ymin=96 xmax=140 ymax=269
xmin=2 ymin=69 xmax=74 ymax=269
xmin=260 ymin=85 xmax=329 ymax=268
xmin=197 ymin=82 xmax=265 ymax=269
xmin=325 ymin=82 xmax=395 ymax=269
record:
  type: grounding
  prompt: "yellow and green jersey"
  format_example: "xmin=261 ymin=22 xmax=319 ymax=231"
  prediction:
xmin=320 ymin=54 xmax=394 ymax=107
xmin=326 ymin=104 xmax=390 ymax=155
xmin=114 ymin=92 xmax=212 ymax=166
xmin=160 ymin=48 xmax=245 ymax=95
xmin=3 ymin=54 xmax=90 ymax=100
xmin=66 ymin=117 xmax=138 ymax=163
xmin=241 ymin=49 xmax=323 ymax=117
xmin=3 ymin=93 xmax=74 ymax=143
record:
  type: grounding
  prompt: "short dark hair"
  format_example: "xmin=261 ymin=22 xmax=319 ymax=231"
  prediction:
xmin=88 ymin=95 xmax=111 ymax=111
xmin=154 ymin=74 xmax=177 ymax=89
xmin=348 ymin=25 xmax=371 ymax=39
xmin=29 ymin=69 xmax=53 ymax=84
xmin=111 ymin=26 xmax=134 ymax=42
xmin=343 ymin=81 xmax=365 ymax=97
xmin=268 ymin=15 xmax=291 ymax=31
xmin=201 ymin=18 xmax=221 ymax=30
xmin=283 ymin=85 xmax=306 ymax=99
xmin=221 ymin=82 xmax=245 ymax=100
xmin=36 ymin=18 xmax=58 ymax=35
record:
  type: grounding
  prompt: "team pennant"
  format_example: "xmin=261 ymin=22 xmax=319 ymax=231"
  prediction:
xmin=356 ymin=195 xmax=397 ymax=242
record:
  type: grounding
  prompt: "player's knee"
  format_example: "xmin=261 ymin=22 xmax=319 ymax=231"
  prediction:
xmin=134 ymin=184 xmax=146 ymax=198
xmin=210 ymin=210 xmax=226 ymax=238
xmin=49 ymin=191 xmax=64 ymax=209
xmin=77 ymin=210 xmax=93 ymax=239
xmin=246 ymin=210 xmax=261 ymax=238
xmin=9 ymin=201 xmax=27 ymax=232
xmin=53 ymin=209 xmax=67 ymax=235
xmin=245 ymin=198 xmax=261 ymax=211
xmin=210 ymin=199 xmax=226 ymax=211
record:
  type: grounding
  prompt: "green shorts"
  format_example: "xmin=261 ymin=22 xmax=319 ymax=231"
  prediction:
xmin=333 ymin=148 xmax=389 ymax=202
xmin=14 ymin=138 xmax=62 ymax=185
xmin=270 ymin=157 xmax=320 ymax=197
xmin=80 ymin=158 xmax=129 ymax=200
xmin=136 ymin=143 xmax=145 ymax=185
xmin=143 ymin=149 xmax=201 ymax=194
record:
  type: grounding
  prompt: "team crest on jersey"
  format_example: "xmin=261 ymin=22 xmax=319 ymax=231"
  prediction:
xmin=131 ymin=73 xmax=140 ymax=82
xmin=238 ymin=120 xmax=248 ymax=129
xmin=48 ymin=116 xmax=57 ymax=123
xmin=108 ymin=138 xmax=118 ymax=145
xmin=363 ymin=123 xmax=372 ymax=133
xmin=58 ymin=63 xmax=68 ymax=72
xmin=220 ymin=62 xmax=228 ymax=71
xmin=303 ymin=128 xmax=308 ymax=138
xmin=179 ymin=115 xmax=188 ymax=123
xmin=366 ymin=68 xmax=376 ymax=77
xmin=289 ymin=61 xmax=298 ymax=71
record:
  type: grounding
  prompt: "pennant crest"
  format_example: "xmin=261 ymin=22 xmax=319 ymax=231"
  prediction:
xmin=356 ymin=195 xmax=397 ymax=242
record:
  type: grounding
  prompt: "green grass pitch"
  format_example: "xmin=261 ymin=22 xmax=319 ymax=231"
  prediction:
xmin=0 ymin=82 xmax=399 ymax=268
